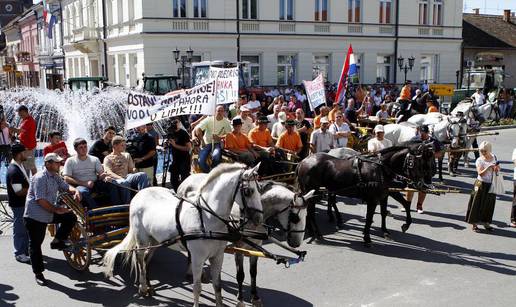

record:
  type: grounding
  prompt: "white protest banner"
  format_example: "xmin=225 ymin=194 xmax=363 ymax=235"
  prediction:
xmin=125 ymin=80 xmax=217 ymax=130
xmin=209 ymin=66 xmax=239 ymax=104
xmin=303 ymin=74 xmax=326 ymax=111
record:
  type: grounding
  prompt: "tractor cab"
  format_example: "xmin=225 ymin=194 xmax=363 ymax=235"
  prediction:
xmin=66 ymin=77 xmax=108 ymax=91
xmin=142 ymin=75 xmax=180 ymax=95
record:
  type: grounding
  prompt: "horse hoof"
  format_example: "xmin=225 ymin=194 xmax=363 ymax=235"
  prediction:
xmin=251 ymin=297 xmax=263 ymax=307
xmin=363 ymin=237 xmax=372 ymax=247
xmin=147 ymin=287 xmax=156 ymax=296
xmin=383 ymin=232 xmax=392 ymax=240
xmin=401 ymin=224 xmax=409 ymax=233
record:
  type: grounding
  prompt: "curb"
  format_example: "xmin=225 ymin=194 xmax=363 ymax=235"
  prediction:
xmin=480 ymin=125 xmax=516 ymax=131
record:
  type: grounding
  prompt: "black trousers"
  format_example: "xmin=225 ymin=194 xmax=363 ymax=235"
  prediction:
xmin=24 ymin=212 xmax=77 ymax=275
xmin=169 ymin=159 xmax=191 ymax=192
xmin=511 ymin=181 xmax=516 ymax=222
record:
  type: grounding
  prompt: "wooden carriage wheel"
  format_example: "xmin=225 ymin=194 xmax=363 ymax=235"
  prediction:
xmin=63 ymin=223 xmax=91 ymax=271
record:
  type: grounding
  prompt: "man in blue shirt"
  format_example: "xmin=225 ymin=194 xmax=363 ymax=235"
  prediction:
xmin=24 ymin=153 xmax=81 ymax=286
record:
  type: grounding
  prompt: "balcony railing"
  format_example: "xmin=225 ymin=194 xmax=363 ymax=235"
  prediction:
xmin=241 ymin=22 xmax=260 ymax=32
xmin=314 ymin=24 xmax=330 ymax=33
xmin=279 ymin=23 xmax=295 ymax=32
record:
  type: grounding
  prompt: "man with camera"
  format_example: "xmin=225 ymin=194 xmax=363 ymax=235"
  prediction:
xmin=130 ymin=125 xmax=157 ymax=184
xmin=166 ymin=119 xmax=192 ymax=191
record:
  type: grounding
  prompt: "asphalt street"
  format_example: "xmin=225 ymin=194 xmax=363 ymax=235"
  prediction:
xmin=1 ymin=129 xmax=516 ymax=307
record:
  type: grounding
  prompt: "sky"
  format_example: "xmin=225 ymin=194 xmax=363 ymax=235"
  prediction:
xmin=463 ymin=0 xmax=516 ymax=14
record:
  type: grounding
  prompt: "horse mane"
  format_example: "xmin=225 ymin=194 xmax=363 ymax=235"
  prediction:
xmin=198 ymin=163 xmax=246 ymax=192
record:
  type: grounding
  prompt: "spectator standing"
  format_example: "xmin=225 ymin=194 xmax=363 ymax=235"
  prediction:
xmin=267 ymin=104 xmax=281 ymax=130
xmin=167 ymin=119 xmax=192 ymax=191
xmin=145 ymin=123 xmax=160 ymax=186
xmin=195 ymin=105 xmax=232 ymax=173
xmin=24 ymin=153 xmax=81 ymax=285
xmin=466 ymin=141 xmax=499 ymax=232
xmin=328 ymin=102 xmax=340 ymax=123
xmin=89 ymin=126 xmax=116 ymax=163
xmin=329 ymin=111 xmax=351 ymax=148
xmin=470 ymin=88 xmax=485 ymax=106
xmin=6 ymin=143 xmax=30 ymax=263
xmin=247 ymin=93 xmax=261 ymax=114
xmin=12 ymin=105 xmax=37 ymax=176
xmin=376 ymin=103 xmax=390 ymax=121
xmin=234 ymin=105 xmax=255 ymax=135
xmin=43 ymin=131 xmax=69 ymax=163
xmin=0 ymin=118 xmax=12 ymax=175
xmin=314 ymin=106 xmax=330 ymax=129
xmin=103 ymin=136 xmax=150 ymax=204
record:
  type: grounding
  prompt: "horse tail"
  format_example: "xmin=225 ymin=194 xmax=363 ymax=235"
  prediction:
xmin=102 ymin=224 xmax=137 ymax=277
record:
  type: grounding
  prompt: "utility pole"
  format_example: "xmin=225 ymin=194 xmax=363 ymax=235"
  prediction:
xmin=236 ymin=0 xmax=240 ymax=62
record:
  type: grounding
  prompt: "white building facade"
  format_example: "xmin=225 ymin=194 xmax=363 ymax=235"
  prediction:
xmin=61 ymin=0 xmax=463 ymax=87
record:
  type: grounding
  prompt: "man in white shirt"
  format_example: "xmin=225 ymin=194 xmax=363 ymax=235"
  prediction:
xmin=367 ymin=125 xmax=393 ymax=152
xmin=246 ymin=93 xmax=261 ymax=114
xmin=271 ymin=111 xmax=288 ymax=142
xmin=310 ymin=117 xmax=334 ymax=153
xmin=234 ymin=105 xmax=255 ymax=134
xmin=267 ymin=104 xmax=281 ymax=130
xmin=471 ymin=88 xmax=485 ymax=106
xmin=329 ymin=111 xmax=351 ymax=148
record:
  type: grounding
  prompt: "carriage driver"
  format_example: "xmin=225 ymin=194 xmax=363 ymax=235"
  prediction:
xmin=24 ymin=153 xmax=81 ymax=286
xmin=367 ymin=125 xmax=393 ymax=153
xmin=225 ymin=118 xmax=260 ymax=166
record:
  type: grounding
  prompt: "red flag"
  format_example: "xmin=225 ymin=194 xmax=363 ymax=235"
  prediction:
xmin=335 ymin=45 xmax=353 ymax=104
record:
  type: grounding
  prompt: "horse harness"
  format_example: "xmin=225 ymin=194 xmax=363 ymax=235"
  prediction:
xmin=271 ymin=194 xmax=308 ymax=236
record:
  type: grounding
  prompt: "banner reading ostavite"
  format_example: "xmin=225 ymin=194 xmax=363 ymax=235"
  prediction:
xmin=125 ymin=80 xmax=217 ymax=130
xmin=303 ymin=74 xmax=326 ymax=111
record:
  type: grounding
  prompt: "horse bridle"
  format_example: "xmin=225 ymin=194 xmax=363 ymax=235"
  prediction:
xmin=273 ymin=194 xmax=308 ymax=237
xmin=231 ymin=170 xmax=263 ymax=228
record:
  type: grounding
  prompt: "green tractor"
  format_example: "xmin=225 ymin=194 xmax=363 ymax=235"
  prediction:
xmin=66 ymin=77 xmax=108 ymax=91
xmin=451 ymin=67 xmax=504 ymax=110
xmin=142 ymin=75 xmax=180 ymax=95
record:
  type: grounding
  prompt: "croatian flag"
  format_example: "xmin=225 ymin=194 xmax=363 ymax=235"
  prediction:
xmin=335 ymin=45 xmax=358 ymax=105
xmin=46 ymin=13 xmax=57 ymax=39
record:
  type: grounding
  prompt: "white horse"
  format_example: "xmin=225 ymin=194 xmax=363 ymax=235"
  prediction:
xmin=406 ymin=114 xmax=467 ymax=148
xmin=178 ymin=175 xmax=315 ymax=307
xmin=102 ymin=163 xmax=263 ymax=307
xmin=451 ymin=100 xmax=500 ymax=124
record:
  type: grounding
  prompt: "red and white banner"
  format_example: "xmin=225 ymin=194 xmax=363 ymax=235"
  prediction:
xmin=303 ymin=74 xmax=326 ymax=111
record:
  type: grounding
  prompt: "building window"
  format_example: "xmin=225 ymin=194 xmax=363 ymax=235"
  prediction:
xmin=193 ymin=0 xmax=207 ymax=18
xmin=420 ymin=55 xmax=439 ymax=83
xmin=419 ymin=0 xmax=429 ymax=25
xmin=379 ymin=0 xmax=391 ymax=24
xmin=312 ymin=55 xmax=329 ymax=80
xmin=277 ymin=55 xmax=296 ymax=86
xmin=376 ymin=55 xmax=392 ymax=83
xmin=315 ymin=0 xmax=328 ymax=21
xmin=348 ymin=0 xmax=361 ymax=23
xmin=433 ymin=0 xmax=443 ymax=25
xmin=280 ymin=0 xmax=294 ymax=20
xmin=242 ymin=0 xmax=257 ymax=20
xmin=173 ymin=0 xmax=186 ymax=18
xmin=242 ymin=55 xmax=260 ymax=86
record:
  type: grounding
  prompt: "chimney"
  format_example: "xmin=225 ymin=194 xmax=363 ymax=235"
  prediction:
xmin=503 ymin=9 xmax=511 ymax=22
xmin=473 ymin=8 xmax=480 ymax=15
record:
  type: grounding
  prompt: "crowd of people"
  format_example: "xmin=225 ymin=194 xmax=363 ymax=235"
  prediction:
xmin=2 ymin=80 xmax=516 ymax=286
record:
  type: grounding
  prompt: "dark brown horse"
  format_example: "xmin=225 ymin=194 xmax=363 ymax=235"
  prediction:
xmin=296 ymin=141 xmax=435 ymax=245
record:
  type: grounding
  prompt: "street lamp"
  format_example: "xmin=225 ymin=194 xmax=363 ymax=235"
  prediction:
xmin=173 ymin=47 xmax=194 ymax=88
xmin=397 ymin=55 xmax=415 ymax=83
xmin=465 ymin=59 xmax=474 ymax=95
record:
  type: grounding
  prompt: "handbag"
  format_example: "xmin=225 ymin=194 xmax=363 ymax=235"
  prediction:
xmin=488 ymin=172 xmax=505 ymax=195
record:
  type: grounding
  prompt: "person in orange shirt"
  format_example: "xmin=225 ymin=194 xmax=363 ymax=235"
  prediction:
xmin=399 ymin=81 xmax=412 ymax=101
xmin=427 ymin=100 xmax=439 ymax=113
xmin=314 ymin=106 xmax=329 ymax=129
xmin=276 ymin=119 xmax=303 ymax=156
xmin=248 ymin=116 xmax=277 ymax=175
xmin=225 ymin=118 xmax=258 ymax=165
xmin=328 ymin=102 xmax=341 ymax=123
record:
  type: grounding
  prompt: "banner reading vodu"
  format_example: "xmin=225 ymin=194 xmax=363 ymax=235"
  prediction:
xmin=303 ymin=74 xmax=326 ymax=111
xmin=125 ymin=80 xmax=217 ymax=130
xmin=209 ymin=67 xmax=239 ymax=104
